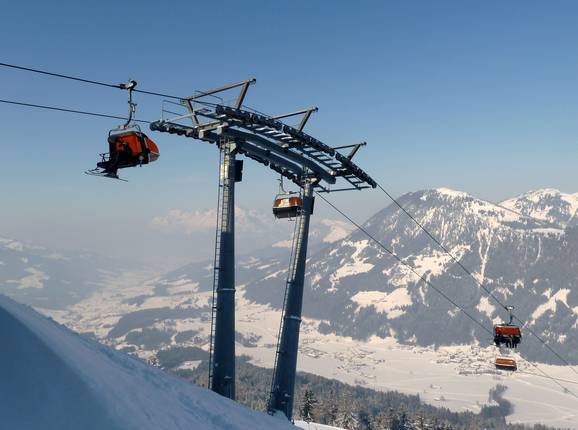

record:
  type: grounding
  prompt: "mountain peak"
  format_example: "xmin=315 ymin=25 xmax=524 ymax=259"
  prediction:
xmin=432 ymin=187 xmax=470 ymax=198
xmin=501 ymin=188 xmax=578 ymax=228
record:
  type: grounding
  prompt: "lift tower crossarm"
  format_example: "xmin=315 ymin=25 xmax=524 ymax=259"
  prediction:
xmin=271 ymin=107 xmax=318 ymax=132
xmin=185 ymin=78 xmax=256 ymax=108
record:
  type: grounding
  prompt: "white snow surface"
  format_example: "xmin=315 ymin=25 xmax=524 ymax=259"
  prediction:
xmin=6 ymin=267 xmax=49 ymax=289
xmin=295 ymin=421 xmax=345 ymax=430
xmin=0 ymin=294 xmax=294 ymax=430
xmin=531 ymin=288 xmax=572 ymax=321
xmin=351 ymin=288 xmax=412 ymax=318
xmin=318 ymin=219 xmax=356 ymax=243
xmin=501 ymin=188 xmax=578 ymax=227
xmin=330 ymin=240 xmax=374 ymax=283
xmin=434 ymin=187 xmax=469 ymax=198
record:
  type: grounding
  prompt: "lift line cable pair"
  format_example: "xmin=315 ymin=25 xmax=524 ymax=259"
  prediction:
xmin=373 ymin=182 xmax=578 ymax=375
xmin=0 ymin=61 xmax=295 ymax=120
xmin=0 ymin=62 xmax=184 ymax=101
xmin=315 ymin=192 xmax=578 ymax=400
xmin=516 ymin=357 xmax=578 ymax=401
xmin=0 ymin=98 xmax=152 ymax=124
xmin=0 ymin=61 xmax=226 ymax=112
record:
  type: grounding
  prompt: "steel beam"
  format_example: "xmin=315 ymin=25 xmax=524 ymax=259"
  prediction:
xmin=236 ymin=141 xmax=304 ymax=178
xmin=186 ymin=78 xmax=256 ymax=102
xmin=210 ymin=138 xmax=237 ymax=400
xmin=224 ymin=129 xmax=336 ymax=184
xmin=268 ymin=180 xmax=314 ymax=420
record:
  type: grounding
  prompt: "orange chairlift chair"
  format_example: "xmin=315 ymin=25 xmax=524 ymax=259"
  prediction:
xmin=86 ymin=80 xmax=159 ymax=180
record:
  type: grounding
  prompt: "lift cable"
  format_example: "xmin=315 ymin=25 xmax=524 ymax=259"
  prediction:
xmin=0 ymin=98 xmax=151 ymax=124
xmin=316 ymin=192 xmax=578 ymax=400
xmin=517 ymin=357 xmax=578 ymax=400
xmin=0 ymin=61 xmax=184 ymax=100
xmin=517 ymin=369 xmax=578 ymax=386
xmin=373 ymin=182 xmax=578 ymax=374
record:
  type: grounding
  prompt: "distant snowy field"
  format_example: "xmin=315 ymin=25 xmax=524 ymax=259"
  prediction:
xmin=43 ymin=277 xmax=578 ymax=430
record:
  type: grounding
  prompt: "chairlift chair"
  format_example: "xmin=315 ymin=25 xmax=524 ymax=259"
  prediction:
xmin=495 ymin=357 xmax=517 ymax=371
xmin=493 ymin=305 xmax=521 ymax=348
xmin=86 ymin=80 xmax=159 ymax=180
xmin=272 ymin=177 xmax=302 ymax=219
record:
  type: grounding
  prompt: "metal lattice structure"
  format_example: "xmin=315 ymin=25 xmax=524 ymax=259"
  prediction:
xmin=149 ymin=79 xmax=375 ymax=419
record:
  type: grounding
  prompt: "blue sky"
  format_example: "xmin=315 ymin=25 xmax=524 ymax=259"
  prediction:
xmin=1 ymin=1 xmax=578 ymax=266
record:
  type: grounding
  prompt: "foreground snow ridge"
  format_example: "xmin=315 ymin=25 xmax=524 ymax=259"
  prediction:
xmin=295 ymin=421 xmax=345 ymax=430
xmin=0 ymin=295 xmax=293 ymax=430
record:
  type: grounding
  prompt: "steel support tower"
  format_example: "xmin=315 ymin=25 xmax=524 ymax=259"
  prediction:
xmin=268 ymin=179 xmax=313 ymax=418
xmin=209 ymin=137 xmax=238 ymax=398
xmin=150 ymin=79 xmax=375 ymax=414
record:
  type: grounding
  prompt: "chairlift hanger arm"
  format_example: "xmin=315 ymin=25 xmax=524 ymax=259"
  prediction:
xmin=118 ymin=79 xmax=138 ymax=130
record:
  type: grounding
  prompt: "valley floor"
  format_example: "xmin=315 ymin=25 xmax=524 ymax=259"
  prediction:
xmin=42 ymin=278 xmax=578 ymax=430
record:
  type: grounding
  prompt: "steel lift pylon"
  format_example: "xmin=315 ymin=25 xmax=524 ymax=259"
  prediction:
xmin=268 ymin=178 xmax=314 ymax=418
xmin=149 ymin=80 xmax=375 ymax=418
xmin=209 ymin=136 xmax=240 ymax=398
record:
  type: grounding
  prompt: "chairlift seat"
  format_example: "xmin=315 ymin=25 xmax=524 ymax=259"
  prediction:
xmin=273 ymin=194 xmax=302 ymax=219
xmin=493 ymin=324 xmax=522 ymax=348
xmin=495 ymin=357 xmax=517 ymax=371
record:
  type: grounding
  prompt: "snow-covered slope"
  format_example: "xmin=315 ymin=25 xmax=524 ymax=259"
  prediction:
xmin=0 ymin=294 xmax=294 ymax=430
xmin=295 ymin=422 xmax=344 ymax=430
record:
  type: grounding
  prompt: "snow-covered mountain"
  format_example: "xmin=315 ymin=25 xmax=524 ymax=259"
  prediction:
xmin=81 ymin=187 xmax=578 ymax=364
xmin=0 ymin=294 xmax=294 ymax=430
xmin=236 ymin=188 xmax=576 ymax=362
xmin=500 ymin=188 xmax=578 ymax=229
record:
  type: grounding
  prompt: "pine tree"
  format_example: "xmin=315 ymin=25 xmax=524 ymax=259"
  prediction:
xmin=388 ymin=407 xmax=400 ymax=430
xmin=372 ymin=411 xmax=390 ymax=430
xmin=398 ymin=407 xmax=409 ymax=430
xmin=358 ymin=410 xmax=376 ymax=430
xmin=299 ymin=388 xmax=318 ymax=422
xmin=339 ymin=408 xmax=358 ymax=430
xmin=320 ymin=389 xmax=339 ymax=426
xmin=338 ymin=393 xmax=358 ymax=429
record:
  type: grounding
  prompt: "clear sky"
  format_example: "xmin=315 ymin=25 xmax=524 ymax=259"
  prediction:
xmin=1 ymin=0 xmax=577 ymax=267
